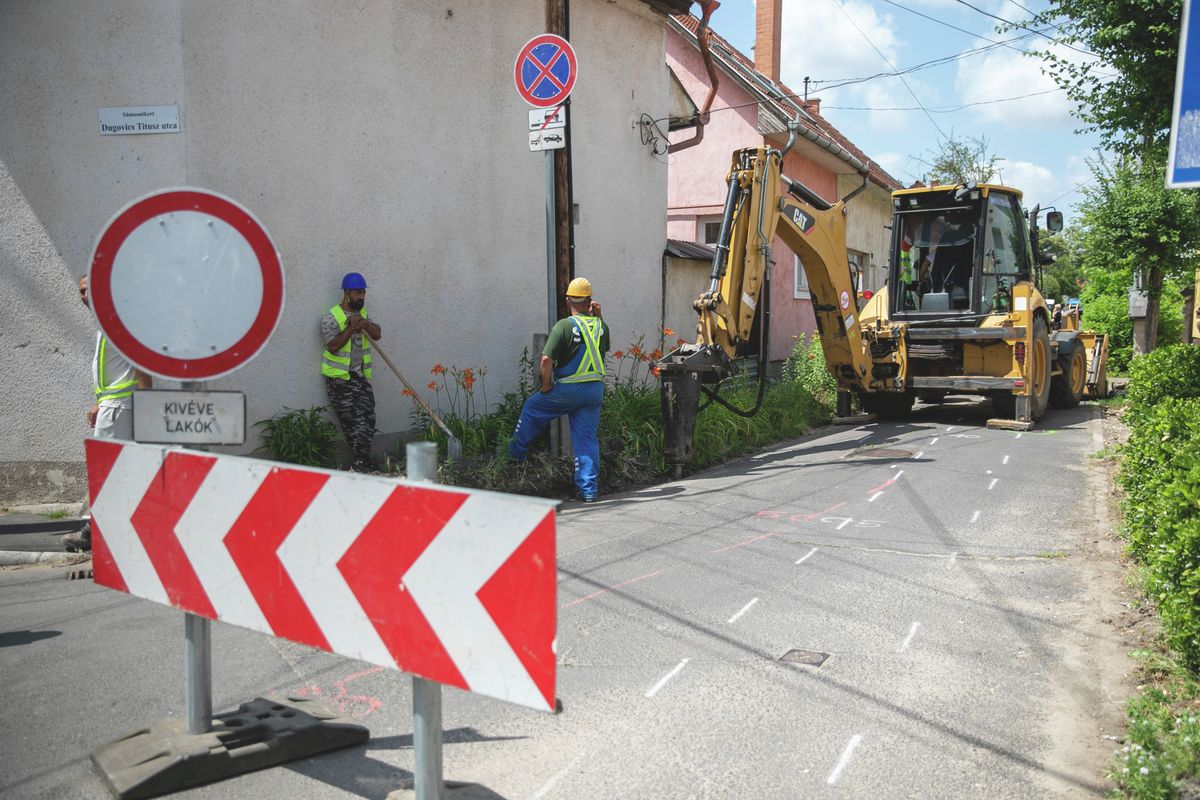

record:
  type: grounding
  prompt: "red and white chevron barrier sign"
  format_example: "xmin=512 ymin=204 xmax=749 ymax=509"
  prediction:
xmin=85 ymin=439 xmax=558 ymax=712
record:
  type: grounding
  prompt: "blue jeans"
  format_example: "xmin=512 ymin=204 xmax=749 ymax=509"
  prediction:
xmin=508 ymin=381 xmax=604 ymax=499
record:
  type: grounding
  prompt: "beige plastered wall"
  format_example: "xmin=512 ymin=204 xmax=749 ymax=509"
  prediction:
xmin=0 ymin=0 xmax=672 ymax=503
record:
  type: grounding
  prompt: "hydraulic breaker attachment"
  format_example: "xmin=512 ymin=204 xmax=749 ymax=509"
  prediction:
xmin=659 ymin=344 xmax=734 ymax=478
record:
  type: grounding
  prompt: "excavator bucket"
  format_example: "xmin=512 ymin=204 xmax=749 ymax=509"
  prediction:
xmin=1079 ymin=331 xmax=1109 ymax=398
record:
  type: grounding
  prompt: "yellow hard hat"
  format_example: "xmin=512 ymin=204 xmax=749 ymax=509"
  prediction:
xmin=566 ymin=277 xmax=593 ymax=298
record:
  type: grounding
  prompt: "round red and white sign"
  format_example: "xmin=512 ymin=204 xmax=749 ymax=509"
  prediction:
xmin=88 ymin=188 xmax=284 ymax=381
xmin=840 ymin=290 xmax=850 ymax=310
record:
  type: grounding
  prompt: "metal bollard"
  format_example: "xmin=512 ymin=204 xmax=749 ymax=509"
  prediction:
xmin=406 ymin=441 xmax=444 ymax=800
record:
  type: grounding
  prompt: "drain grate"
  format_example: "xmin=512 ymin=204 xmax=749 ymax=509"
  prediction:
xmin=779 ymin=649 xmax=830 ymax=667
xmin=853 ymin=447 xmax=913 ymax=459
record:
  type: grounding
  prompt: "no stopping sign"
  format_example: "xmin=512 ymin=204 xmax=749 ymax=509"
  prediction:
xmin=88 ymin=188 xmax=284 ymax=381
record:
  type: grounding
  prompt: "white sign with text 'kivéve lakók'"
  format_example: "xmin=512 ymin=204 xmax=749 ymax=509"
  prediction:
xmin=132 ymin=390 xmax=245 ymax=445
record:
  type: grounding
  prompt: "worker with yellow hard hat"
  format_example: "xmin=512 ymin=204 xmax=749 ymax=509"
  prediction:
xmin=508 ymin=277 xmax=610 ymax=502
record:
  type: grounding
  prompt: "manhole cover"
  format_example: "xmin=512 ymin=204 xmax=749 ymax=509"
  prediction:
xmin=779 ymin=649 xmax=830 ymax=667
xmin=854 ymin=447 xmax=913 ymax=459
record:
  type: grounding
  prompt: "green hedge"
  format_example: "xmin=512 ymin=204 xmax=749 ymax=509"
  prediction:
xmin=1119 ymin=345 xmax=1200 ymax=670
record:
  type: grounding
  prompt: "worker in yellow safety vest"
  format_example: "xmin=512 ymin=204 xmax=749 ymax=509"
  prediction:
xmin=65 ymin=275 xmax=152 ymax=552
xmin=321 ymin=272 xmax=382 ymax=471
xmin=508 ymin=277 xmax=610 ymax=502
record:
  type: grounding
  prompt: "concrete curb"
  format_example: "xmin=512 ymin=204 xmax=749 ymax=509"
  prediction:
xmin=0 ymin=550 xmax=90 ymax=567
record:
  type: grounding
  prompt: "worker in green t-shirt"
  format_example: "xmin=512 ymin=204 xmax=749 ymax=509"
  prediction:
xmin=508 ymin=277 xmax=610 ymax=502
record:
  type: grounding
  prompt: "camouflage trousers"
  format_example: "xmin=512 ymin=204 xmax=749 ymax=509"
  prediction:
xmin=325 ymin=375 xmax=376 ymax=469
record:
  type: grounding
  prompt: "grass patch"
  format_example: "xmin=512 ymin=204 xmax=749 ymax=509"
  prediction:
xmin=1035 ymin=550 xmax=1068 ymax=559
xmin=42 ymin=509 xmax=69 ymax=520
xmin=1109 ymin=650 xmax=1200 ymax=799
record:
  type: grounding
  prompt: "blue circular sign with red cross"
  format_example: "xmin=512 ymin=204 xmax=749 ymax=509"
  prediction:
xmin=514 ymin=34 xmax=578 ymax=108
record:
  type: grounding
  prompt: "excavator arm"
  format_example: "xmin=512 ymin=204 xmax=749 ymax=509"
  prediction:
xmin=658 ymin=135 xmax=874 ymax=473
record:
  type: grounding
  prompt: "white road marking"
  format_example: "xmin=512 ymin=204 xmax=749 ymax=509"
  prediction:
xmin=532 ymin=752 xmax=585 ymax=799
xmin=988 ymin=478 xmax=999 ymax=490
xmin=1016 ymin=432 xmax=1023 ymax=439
xmin=827 ymin=735 xmax=864 ymax=785
xmin=947 ymin=552 xmax=958 ymax=568
xmin=796 ymin=547 xmax=818 ymax=565
xmin=645 ymin=659 xmax=690 ymax=698
xmin=897 ymin=622 xmax=921 ymax=653
xmin=728 ymin=598 xmax=759 ymax=624
xmin=893 ymin=470 xmax=904 ymax=479
xmin=836 ymin=518 xmax=853 ymax=529
xmin=970 ymin=510 xmax=981 ymax=523
xmin=1002 ymin=455 xmax=1010 ymax=465
xmin=986 ymin=469 xmax=993 ymax=475
xmin=930 ymin=437 xmax=939 ymax=445
xmin=914 ymin=451 xmax=924 ymax=459
xmin=868 ymin=492 xmax=884 ymax=503
xmin=946 ymin=426 xmax=956 ymax=432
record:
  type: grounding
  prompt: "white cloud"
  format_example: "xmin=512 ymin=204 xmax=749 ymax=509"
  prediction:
xmin=779 ymin=1 xmax=903 ymax=104
xmin=997 ymin=160 xmax=1055 ymax=205
xmin=953 ymin=40 xmax=1080 ymax=127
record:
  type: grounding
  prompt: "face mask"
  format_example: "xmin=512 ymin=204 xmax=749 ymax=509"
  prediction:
xmin=348 ymin=298 xmax=364 ymax=312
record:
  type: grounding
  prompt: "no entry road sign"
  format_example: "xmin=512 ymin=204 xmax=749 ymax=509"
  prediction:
xmin=88 ymin=188 xmax=284 ymax=380
xmin=514 ymin=34 xmax=577 ymax=108
xmin=85 ymin=439 xmax=559 ymax=712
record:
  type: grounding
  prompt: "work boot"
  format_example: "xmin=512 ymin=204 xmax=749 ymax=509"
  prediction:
xmin=63 ymin=523 xmax=92 ymax=553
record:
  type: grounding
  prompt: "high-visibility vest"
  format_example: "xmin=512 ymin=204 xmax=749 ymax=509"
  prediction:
xmin=899 ymin=244 xmax=916 ymax=284
xmin=557 ymin=315 xmax=606 ymax=384
xmin=321 ymin=305 xmax=373 ymax=380
xmin=94 ymin=334 xmax=137 ymax=403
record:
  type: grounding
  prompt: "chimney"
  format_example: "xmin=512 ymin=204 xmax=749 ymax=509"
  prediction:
xmin=755 ymin=0 xmax=782 ymax=82
xmin=804 ymin=98 xmax=820 ymax=115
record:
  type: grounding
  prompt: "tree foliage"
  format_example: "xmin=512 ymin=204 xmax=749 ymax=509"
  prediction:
xmin=1076 ymin=157 xmax=1200 ymax=354
xmin=1025 ymin=0 xmax=1183 ymax=155
xmin=925 ymin=132 xmax=1005 ymax=185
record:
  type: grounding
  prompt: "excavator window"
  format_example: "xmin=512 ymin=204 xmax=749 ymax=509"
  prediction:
xmin=980 ymin=194 xmax=1028 ymax=314
xmin=894 ymin=208 xmax=978 ymax=314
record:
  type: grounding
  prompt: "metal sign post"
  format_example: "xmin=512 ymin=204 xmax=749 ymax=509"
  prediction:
xmin=180 ymin=380 xmax=213 ymax=737
xmin=406 ymin=441 xmax=445 ymax=800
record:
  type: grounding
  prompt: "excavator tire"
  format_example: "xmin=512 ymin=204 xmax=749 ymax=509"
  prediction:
xmin=860 ymin=391 xmax=915 ymax=420
xmin=1049 ymin=341 xmax=1086 ymax=409
xmin=1030 ymin=317 xmax=1053 ymax=421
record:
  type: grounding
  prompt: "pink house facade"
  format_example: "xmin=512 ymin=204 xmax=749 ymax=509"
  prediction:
xmin=665 ymin=4 xmax=901 ymax=362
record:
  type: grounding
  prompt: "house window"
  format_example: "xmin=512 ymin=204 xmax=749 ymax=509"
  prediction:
xmin=848 ymin=249 xmax=868 ymax=291
xmin=702 ymin=220 xmax=722 ymax=245
xmin=794 ymin=254 xmax=810 ymax=299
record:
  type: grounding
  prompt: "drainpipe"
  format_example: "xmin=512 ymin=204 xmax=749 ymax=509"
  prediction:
xmin=668 ymin=1 xmax=720 ymax=154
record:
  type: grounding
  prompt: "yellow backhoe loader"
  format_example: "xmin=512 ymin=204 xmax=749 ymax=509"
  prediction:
xmin=657 ymin=124 xmax=1108 ymax=475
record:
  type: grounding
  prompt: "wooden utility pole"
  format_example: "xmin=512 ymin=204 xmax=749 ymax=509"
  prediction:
xmin=547 ymin=0 xmax=573 ymax=322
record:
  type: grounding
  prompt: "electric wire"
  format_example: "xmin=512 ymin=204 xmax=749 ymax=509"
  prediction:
xmin=876 ymin=0 xmax=1031 ymax=54
xmin=823 ymin=85 xmax=1062 ymax=112
xmin=949 ymin=0 xmax=1097 ymax=58
xmin=830 ymin=0 xmax=948 ymax=139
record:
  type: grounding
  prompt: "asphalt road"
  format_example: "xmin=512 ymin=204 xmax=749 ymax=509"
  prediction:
xmin=0 ymin=398 xmax=1130 ymax=799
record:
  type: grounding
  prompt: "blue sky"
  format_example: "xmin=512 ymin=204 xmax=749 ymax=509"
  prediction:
xmin=702 ymin=0 xmax=1105 ymax=220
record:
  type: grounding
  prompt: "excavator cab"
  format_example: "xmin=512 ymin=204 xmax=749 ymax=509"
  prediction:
xmin=890 ymin=186 xmax=1031 ymax=321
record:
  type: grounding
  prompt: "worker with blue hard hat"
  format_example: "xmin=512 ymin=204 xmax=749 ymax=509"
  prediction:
xmin=321 ymin=272 xmax=382 ymax=471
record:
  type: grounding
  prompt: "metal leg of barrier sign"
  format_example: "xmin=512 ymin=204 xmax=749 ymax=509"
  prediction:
xmin=408 ymin=442 xmax=445 ymax=800
xmin=185 ymin=613 xmax=212 ymax=734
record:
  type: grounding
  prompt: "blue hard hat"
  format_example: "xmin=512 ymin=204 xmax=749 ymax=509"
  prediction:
xmin=341 ymin=272 xmax=367 ymax=290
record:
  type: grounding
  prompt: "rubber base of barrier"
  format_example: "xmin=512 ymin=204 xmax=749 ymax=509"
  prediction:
xmin=92 ymin=695 xmax=368 ymax=799
xmin=387 ymin=781 xmax=507 ymax=799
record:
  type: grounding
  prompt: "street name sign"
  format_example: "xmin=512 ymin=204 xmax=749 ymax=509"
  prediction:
xmin=85 ymin=439 xmax=559 ymax=712
xmin=1169 ymin=0 xmax=1200 ymax=187
xmin=132 ymin=389 xmax=246 ymax=445
xmin=98 ymin=105 xmax=181 ymax=136
xmin=514 ymin=34 xmax=577 ymax=108
xmin=88 ymin=188 xmax=284 ymax=380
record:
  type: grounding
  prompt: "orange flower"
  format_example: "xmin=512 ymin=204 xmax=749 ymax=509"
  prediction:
xmin=651 ymin=366 xmax=662 ymax=377
xmin=463 ymin=374 xmax=476 ymax=392
xmin=640 ymin=353 xmax=650 ymax=361
xmin=427 ymin=381 xmax=438 ymax=391
xmin=431 ymin=364 xmax=446 ymax=375
xmin=650 ymin=348 xmax=663 ymax=360
xmin=629 ymin=344 xmax=642 ymax=356
xmin=612 ymin=350 xmax=625 ymax=359
xmin=401 ymin=388 xmax=415 ymax=397
xmin=462 ymin=368 xmax=474 ymax=379
xmin=662 ymin=327 xmax=675 ymax=337
xmin=676 ymin=338 xmax=686 ymax=347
